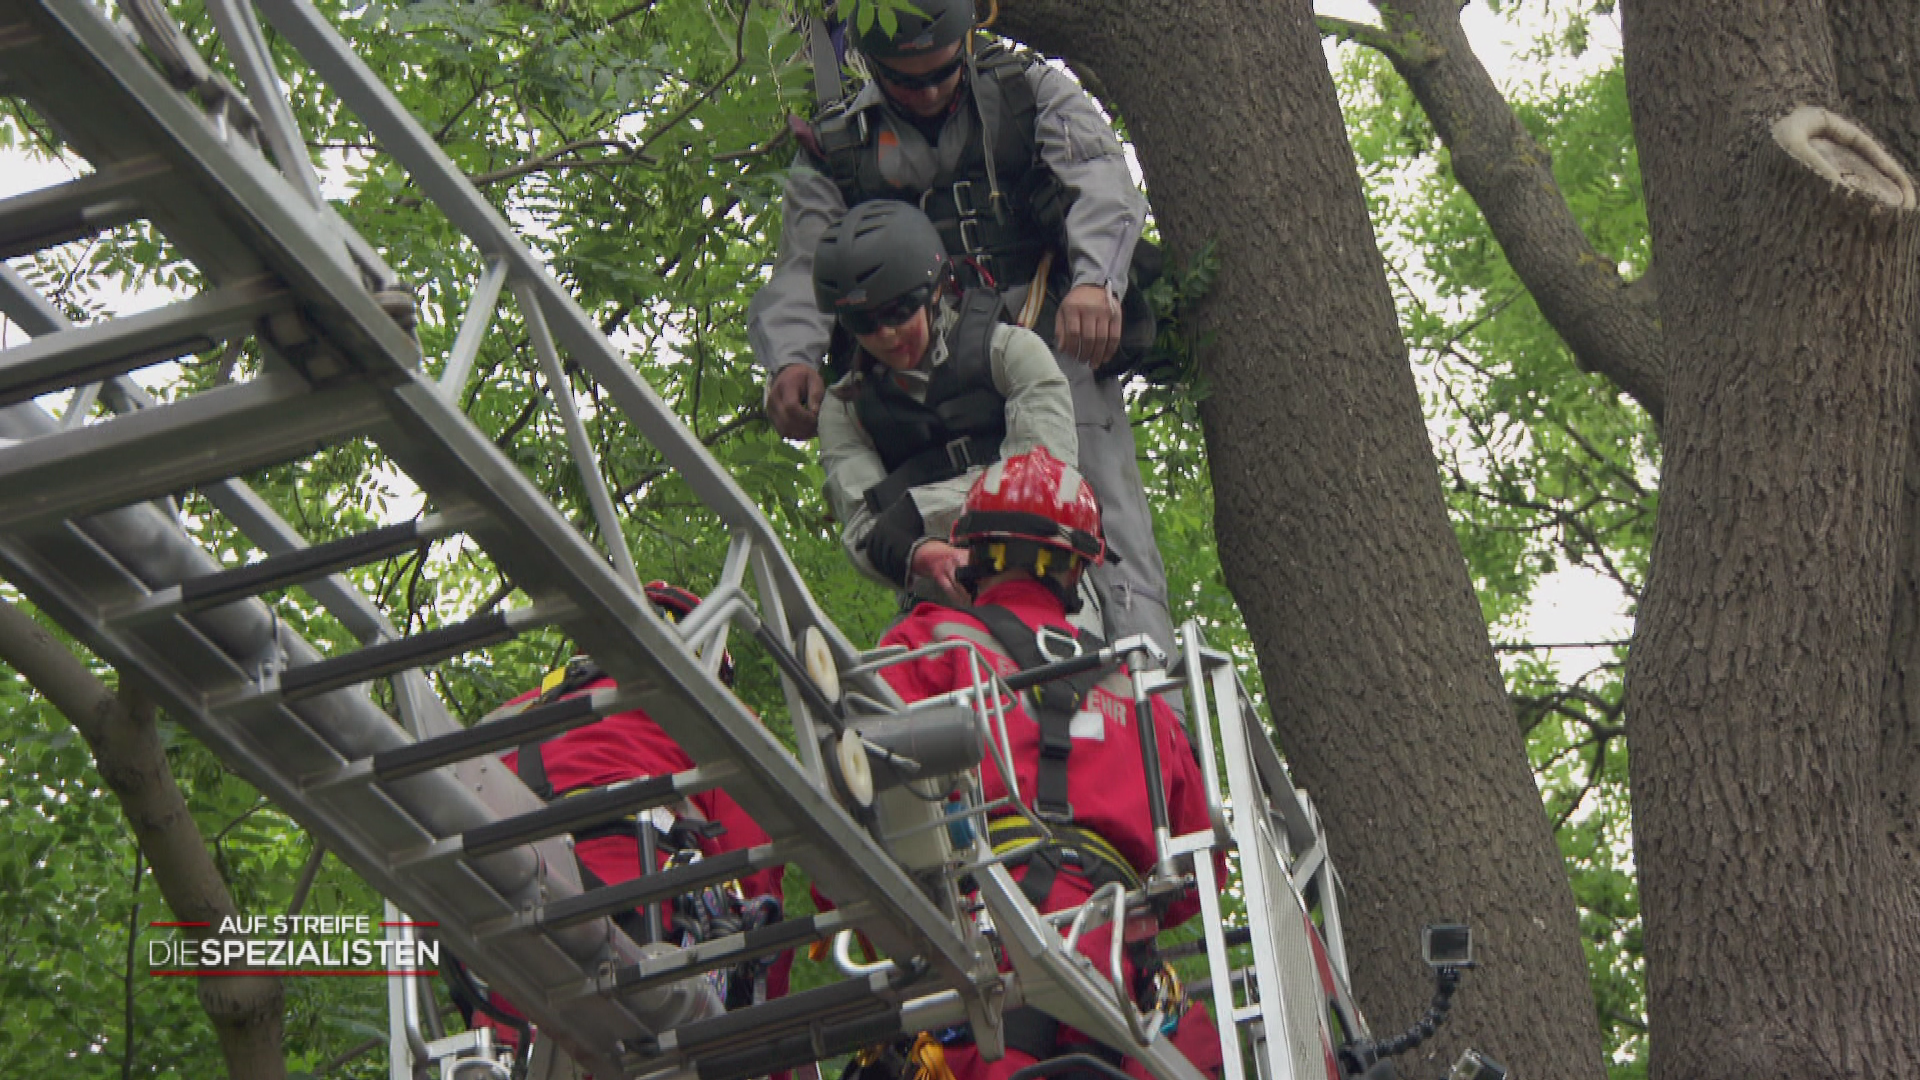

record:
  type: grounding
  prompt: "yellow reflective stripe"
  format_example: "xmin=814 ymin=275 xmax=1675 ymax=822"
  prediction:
xmin=540 ymin=665 xmax=569 ymax=694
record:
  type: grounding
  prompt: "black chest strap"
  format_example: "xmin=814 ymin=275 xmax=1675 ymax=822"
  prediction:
xmin=965 ymin=603 xmax=1106 ymax=824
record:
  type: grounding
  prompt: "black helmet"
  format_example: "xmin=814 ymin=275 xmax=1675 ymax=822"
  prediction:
xmin=853 ymin=0 xmax=973 ymax=60
xmin=813 ymin=201 xmax=949 ymax=327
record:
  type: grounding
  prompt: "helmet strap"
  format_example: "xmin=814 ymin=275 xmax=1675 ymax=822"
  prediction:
xmin=959 ymin=541 xmax=1084 ymax=611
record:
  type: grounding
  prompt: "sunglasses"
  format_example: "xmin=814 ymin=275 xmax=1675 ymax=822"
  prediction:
xmin=839 ymin=285 xmax=935 ymax=336
xmin=871 ymin=54 xmax=965 ymax=91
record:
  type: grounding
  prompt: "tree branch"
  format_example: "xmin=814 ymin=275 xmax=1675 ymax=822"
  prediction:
xmin=1315 ymin=14 xmax=1435 ymax=62
xmin=1364 ymin=0 xmax=1669 ymax=424
xmin=0 ymin=600 xmax=287 ymax=1079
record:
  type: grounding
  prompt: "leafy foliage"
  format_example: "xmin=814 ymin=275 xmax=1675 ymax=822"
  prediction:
xmin=0 ymin=0 xmax=1652 ymax=1074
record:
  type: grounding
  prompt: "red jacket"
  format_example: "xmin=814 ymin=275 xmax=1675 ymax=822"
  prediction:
xmin=879 ymin=578 xmax=1215 ymax=924
xmin=482 ymin=678 xmax=792 ymax=1056
xmin=499 ymin=675 xmax=785 ymax=903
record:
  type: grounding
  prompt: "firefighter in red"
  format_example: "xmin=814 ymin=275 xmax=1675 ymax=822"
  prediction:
xmin=876 ymin=448 xmax=1224 ymax=1080
xmin=471 ymin=583 xmax=791 ymax=1051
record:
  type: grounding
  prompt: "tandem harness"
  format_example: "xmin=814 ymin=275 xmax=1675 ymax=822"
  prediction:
xmin=958 ymin=604 xmax=1145 ymax=907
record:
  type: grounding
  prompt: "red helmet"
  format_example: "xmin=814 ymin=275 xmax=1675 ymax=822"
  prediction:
xmin=645 ymin=581 xmax=735 ymax=687
xmin=951 ymin=447 xmax=1106 ymax=565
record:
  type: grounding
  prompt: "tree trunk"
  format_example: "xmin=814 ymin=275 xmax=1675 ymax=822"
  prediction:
xmin=1620 ymin=0 xmax=1920 ymax=1075
xmin=0 ymin=600 xmax=288 ymax=1079
xmin=996 ymin=2 xmax=1609 ymax=1074
xmin=1827 ymin=0 xmax=1920 ymax=906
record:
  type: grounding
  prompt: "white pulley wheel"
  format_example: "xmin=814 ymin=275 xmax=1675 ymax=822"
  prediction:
xmin=837 ymin=730 xmax=873 ymax=808
xmin=802 ymin=626 xmax=841 ymax=703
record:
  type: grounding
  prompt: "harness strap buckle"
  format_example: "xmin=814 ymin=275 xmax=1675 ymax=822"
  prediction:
xmin=946 ymin=436 xmax=979 ymax=471
xmin=1033 ymin=795 xmax=1074 ymax=824
xmin=958 ymin=216 xmax=984 ymax=257
xmin=952 ymin=179 xmax=979 ymax=219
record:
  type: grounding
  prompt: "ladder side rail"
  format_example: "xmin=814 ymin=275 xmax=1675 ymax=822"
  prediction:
xmin=1179 ymin=623 xmax=1231 ymax=845
xmin=200 ymin=0 xmax=327 ymax=210
xmin=1189 ymin=843 xmax=1249 ymax=1080
xmin=746 ymin=539 xmax=830 ymax=785
xmin=374 ymin=377 xmax=987 ymax=991
xmin=1223 ymin=668 xmax=1354 ymax=995
xmin=1209 ymin=656 xmax=1308 ymax=1080
xmin=13 ymin=279 xmax=460 ymax=742
xmin=1213 ymin=641 xmax=1367 ymax=1030
xmin=689 ymin=529 xmax=755 ymax=681
xmin=11 ymin=0 xmax=994 ymax=1050
xmin=1229 ymin=668 xmax=1319 ymax=863
xmin=438 ymin=258 xmax=506 ymax=399
xmin=1175 ymin=625 xmax=1249 ymax=1080
xmin=253 ymin=0 xmax=896 ymax=705
xmin=62 ymin=380 xmax=100 ymax=426
xmin=510 ymin=275 xmax=642 ymax=590
xmin=7 ymin=0 xmax=417 ymax=382
xmin=0 ymin=380 xmax=666 ymax=1068
xmin=0 ymin=526 xmax=651 ymax=1077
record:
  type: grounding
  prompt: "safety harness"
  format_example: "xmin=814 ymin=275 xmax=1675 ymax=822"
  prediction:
xmin=805 ymin=39 xmax=1065 ymax=292
xmin=936 ymin=603 xmax=1148 ymax=908
xmin=853 ymin=288 xmax=1009 ymax=517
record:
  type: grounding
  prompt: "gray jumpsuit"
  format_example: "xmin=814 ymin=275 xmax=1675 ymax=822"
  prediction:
xmin=747 ymin=62 xmax=1178 ymax=662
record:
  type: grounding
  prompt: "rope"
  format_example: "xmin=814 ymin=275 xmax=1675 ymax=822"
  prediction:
xmin=1018 ymin=251 xmax=1053 ymax=329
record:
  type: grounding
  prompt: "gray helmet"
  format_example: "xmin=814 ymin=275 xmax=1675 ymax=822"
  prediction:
xmin=813 ymin=201 xmax=949 ymax=318
xmin=853 ymin=0 xmax=973 ymax=60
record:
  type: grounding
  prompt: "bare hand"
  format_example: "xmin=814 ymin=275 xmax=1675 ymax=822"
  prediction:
xmin=1054 ymin=283 xmax=1123 ymax=370
xmin=769 ymin=363 xmax=825 ymax=441
xmin=911 ymin=541 xmax=971 ymax=606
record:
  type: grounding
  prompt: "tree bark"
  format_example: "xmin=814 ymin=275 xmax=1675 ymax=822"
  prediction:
xmin=997 ymin=2 xmax=1610 ymax=1075
xmin=1620 ymin=0 xmax=1920 ymax=1074
xmin=1826 ymin=0 xmax=1920 ymax=907
xmin=1366 ymin=0 xmax=1669 ymax=424
xmin=0 ymin=600 xmax=288 ymax=1080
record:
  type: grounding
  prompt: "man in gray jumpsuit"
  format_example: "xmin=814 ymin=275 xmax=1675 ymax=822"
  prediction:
xmin=745 ymin=0 xmax=1177 ymax=662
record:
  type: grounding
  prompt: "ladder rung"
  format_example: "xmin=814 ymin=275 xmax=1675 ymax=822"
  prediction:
xmin=459 ymin=764 xmax=727 ymax=859
xmin=654 ymin=968 xmax=900 ymax=1055
xmin=179 ymin=514 xmax=456 ymax=608
xmin=0 ymin=372 xmax=386 ymax=529
xmin=602 ymin=903 xmax=870 ymax=998
xmin=0 ymin=155 xmax=164 ymax=259
xmin=372 ymin=688 xmax=616 ymax=784
xmin=276 ymin=601 xmax=562 ymax=703
xmin=530 ymin=842 xmax=793 ymax=933
xmin=107 ymin=513 xmax=465 ymax=627
xmin=0 ymin=277 xmax=288 ymax=407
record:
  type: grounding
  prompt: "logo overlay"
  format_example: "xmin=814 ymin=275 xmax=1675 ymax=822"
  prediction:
xmin=147 ymin=915 xmax=440 ymax=977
